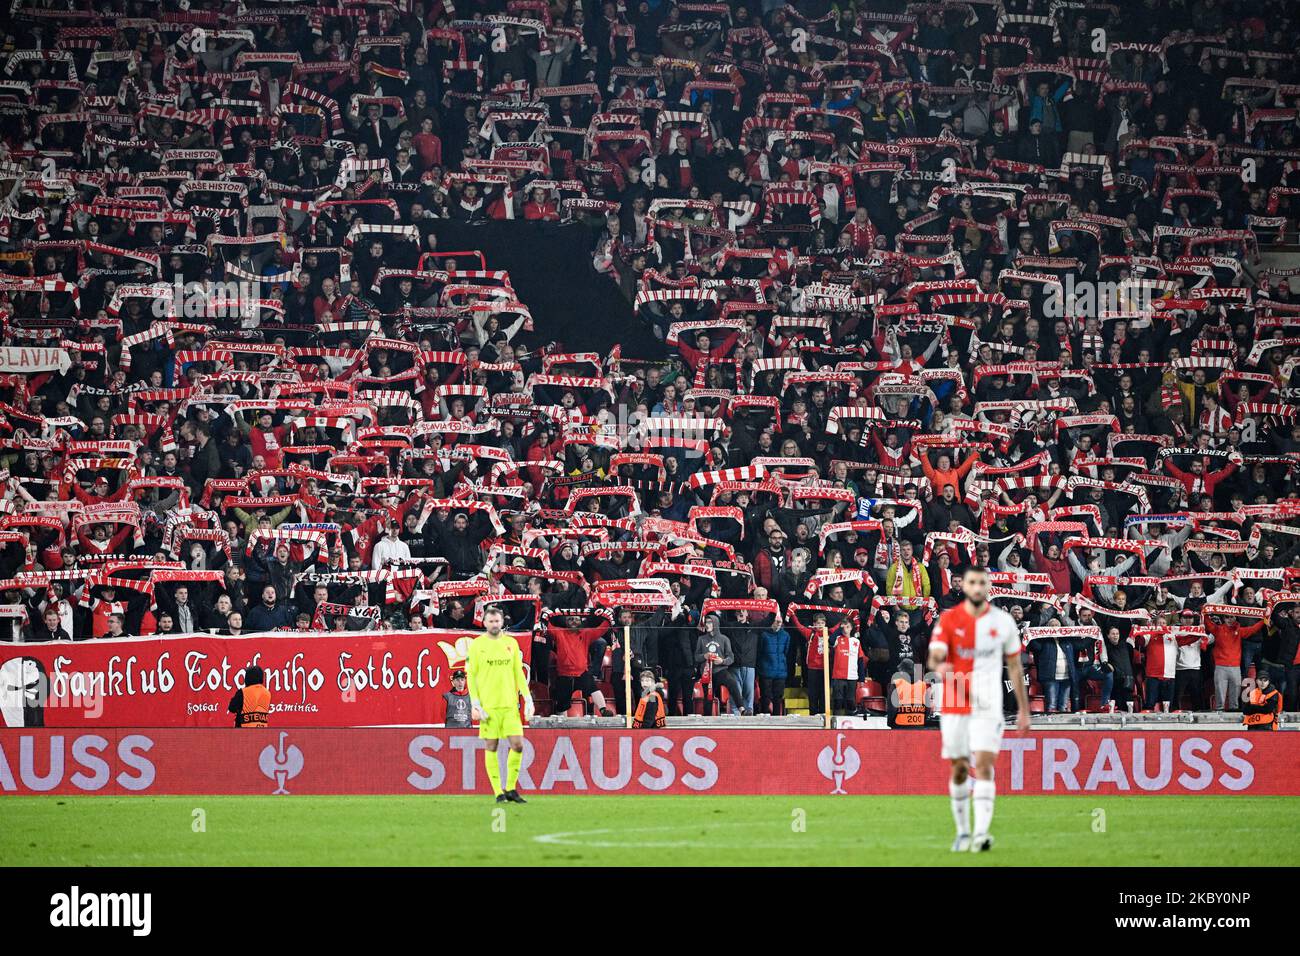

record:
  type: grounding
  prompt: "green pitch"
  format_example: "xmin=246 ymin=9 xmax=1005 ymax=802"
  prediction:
xmin=3 ymin=795 xmax=1298 ymax=866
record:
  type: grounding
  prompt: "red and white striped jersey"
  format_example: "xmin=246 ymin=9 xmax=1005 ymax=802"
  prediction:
xmin=1140 ymin=631 xmax=1178 ymax=679
xmin=930 ymin=603 xmax=1020 ymax=716
xmin=830 ymin=634 xmax=865 ymax=680
xmin=1138 ymin=630 xmax=1201 ymax=680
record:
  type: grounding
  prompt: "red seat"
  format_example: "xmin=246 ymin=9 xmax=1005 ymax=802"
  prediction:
xmin=863 ymin=682 xmax=887 ymax=714
xmin=530 ymin=682 xmax=552 ymax=717
xmin=565 ymin=691 xmax=586 ymax=718
xmin=1030 ymin=697 xmax=1046 ymax=714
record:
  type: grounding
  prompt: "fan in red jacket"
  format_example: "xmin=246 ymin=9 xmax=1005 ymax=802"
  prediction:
xmin=1204 ymin=613 xmax=1268 ymax=710
xmin=75 ymin=521 xmax=136 ymax=557
xmin=544 ymin=610 xmax=614 ymax=716
xmin=677 ymin=329 xmax=742 ymax=372
xmin=70 ymin=474 xmax=130 ymax=505
xmin=1163 ymin=453 xmax=1238 ymax=499
xmin=523 ymin=188 xmax=559 ymax=221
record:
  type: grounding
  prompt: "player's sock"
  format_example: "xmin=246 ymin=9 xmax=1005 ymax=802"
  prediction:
xmin=949 ymin=779 xmax=971 ymax=837
xmin=484 ymin=750 xmax=503 ymax=797
xmin=972 ymin=778 xmax=995 ymax=837
xmin=506 ymin=748 xmax=522 ymax=791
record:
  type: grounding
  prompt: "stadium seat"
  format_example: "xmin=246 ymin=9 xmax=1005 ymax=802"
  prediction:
xmin=530 ymin=682 xmax=552 ymax=717
xmin=565 ymin=692 xmax=586 ymax=718
xmin=862 ymin=680 xmax=887 ymax=715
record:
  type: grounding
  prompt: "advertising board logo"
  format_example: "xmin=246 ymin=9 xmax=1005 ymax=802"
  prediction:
xmin=816 ymin=733 xmax=860 ymax=794
xmin=259 ymin=731 xmax=304 ymax=794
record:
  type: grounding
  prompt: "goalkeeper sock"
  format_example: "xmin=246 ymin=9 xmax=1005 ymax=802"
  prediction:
xmin=506 ymin=748 xmax=522 ymax=791
xmin=484 ymin=750 xmax=503 ymax=797
xmin=972 ymin=778 xmax=995 ymax=837
xmin=949 ymin=779 xmax=970 ymax=837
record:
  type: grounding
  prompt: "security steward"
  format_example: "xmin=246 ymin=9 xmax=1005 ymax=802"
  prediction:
xmin=227 ymin=665 xmax=271 ymax=728
xmin=443 ymin=669 xmax=473 ymax=728
xmin=888 ymin=671 xmax=930 ymax=728
xmin=632 ymin=670 xmax=667 ymax=729
xmin=1242 ymin=671 xmax=1283 ymax=731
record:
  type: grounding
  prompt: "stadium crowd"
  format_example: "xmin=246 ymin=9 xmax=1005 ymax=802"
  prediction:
xmin=0 ymin=0 xmax=1299 ymax=722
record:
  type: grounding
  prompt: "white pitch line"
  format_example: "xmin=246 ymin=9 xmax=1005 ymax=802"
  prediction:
xmin=533 ymin=822 xmax=781 ymax=849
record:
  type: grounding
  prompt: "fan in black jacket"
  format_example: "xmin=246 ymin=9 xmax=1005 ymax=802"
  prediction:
xmin=1262 ymin=604 xmax=1300 ymax=711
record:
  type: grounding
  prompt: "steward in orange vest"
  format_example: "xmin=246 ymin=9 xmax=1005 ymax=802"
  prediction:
xmin=1242 ymin=673 xmax=1282 ymax=731
xmin=633 ymin=670 xmax=667 ymax=729
xmin=227 ymin=666 xmax=271 ymax=728
xmin=888 ymin=672 xmax=930 ymax=728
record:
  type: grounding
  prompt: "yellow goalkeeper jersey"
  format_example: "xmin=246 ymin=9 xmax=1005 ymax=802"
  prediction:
xmin=465 ymin=632 xmax=529 ymax=710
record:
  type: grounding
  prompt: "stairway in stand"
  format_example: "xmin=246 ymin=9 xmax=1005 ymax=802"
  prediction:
xmin=784 ymin=662 xmax=811 ymax=715
xmin=784 ymin=686 xmax=810 ymax=716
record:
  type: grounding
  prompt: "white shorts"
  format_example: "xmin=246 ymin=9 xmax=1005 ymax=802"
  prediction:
xmin=939 ymin=712 xmax=1004 ymax=760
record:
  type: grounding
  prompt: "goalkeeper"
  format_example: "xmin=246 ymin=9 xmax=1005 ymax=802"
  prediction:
xmin=466 ymin=606 xmax=535 ymax=803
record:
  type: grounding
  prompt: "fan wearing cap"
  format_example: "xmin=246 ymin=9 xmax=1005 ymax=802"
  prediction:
xmin=1241 ymin=670 xmax=1283 ymax=731
xmin=236 ymin=408 xmax=290 ymax=470
xmin=82 ymin=581 xmax=133 ymax=639
xmin=69 ymin=472 xmax=130 ymax=506
xmin=75 ymin=518 xmax=135 ymax=557
xmin=677 ymin=329 xmax=742 ymax=373
xmin=371 ymin=517 xmax=412 ymax=571
xmin=443 ymin=669 xmax=473 ymax=728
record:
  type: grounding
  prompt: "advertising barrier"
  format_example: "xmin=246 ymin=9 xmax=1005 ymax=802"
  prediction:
xmin=1 ymin=729 xmax=1296 ymax=796
xmin=0 ymin=630 xmax=479 ymax=728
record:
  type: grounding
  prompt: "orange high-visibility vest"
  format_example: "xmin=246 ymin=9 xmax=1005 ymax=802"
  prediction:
xmin=891 ymin=678 xmax=928 ymax=726
xmin=633 ymin=691 xmax=667 ymax=728
xmin=240 ymin=684 xmax=271 ymax=728
xmin=893 ymin=678 xmax=927 ymax=707
xmin=1243 ymin=687 xmax=1281 ymax=730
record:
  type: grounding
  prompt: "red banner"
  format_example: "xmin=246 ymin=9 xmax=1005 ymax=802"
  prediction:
xmin=0 ymin=729 xmax=1295 ymax=796
xmin=0 ymin=630 xmax=491 ymax=728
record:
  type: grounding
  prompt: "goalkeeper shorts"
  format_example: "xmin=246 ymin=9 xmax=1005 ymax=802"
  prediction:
xmin=479 ymin=705 xmax=524 ymax=739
